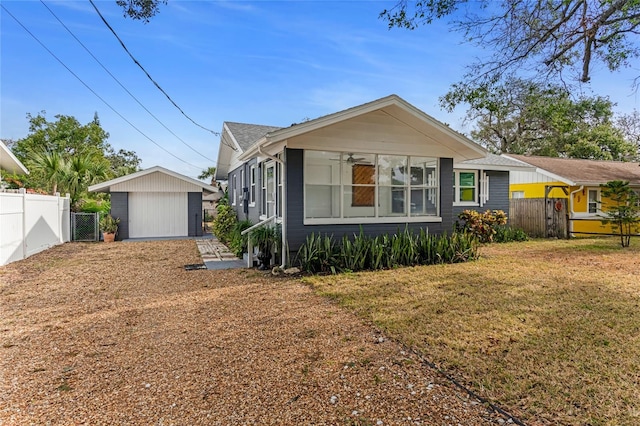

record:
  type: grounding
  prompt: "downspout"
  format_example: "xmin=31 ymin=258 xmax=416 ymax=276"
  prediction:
xmin=258 ymin=145 xmax=287 ymax=269
xmin=569 ymin=185 xmax=583 ymax=237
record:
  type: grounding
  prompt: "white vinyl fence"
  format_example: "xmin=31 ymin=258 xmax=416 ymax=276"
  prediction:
xmin=0 ymin=189 xmax=70 ymax=266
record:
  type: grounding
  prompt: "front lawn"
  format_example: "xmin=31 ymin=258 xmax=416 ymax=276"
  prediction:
xmin=304 ymin=238 xmax=640 ymax=425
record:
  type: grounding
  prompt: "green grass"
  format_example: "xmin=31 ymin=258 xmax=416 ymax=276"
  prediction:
xmin=304 ymin=237 xmax=640 ymax=425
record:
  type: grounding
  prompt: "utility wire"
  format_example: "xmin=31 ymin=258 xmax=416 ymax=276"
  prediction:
xmin=40 ymin=0 xmax=218 ymax=163
xmin=88 ymin=0 xmax=226 ymax=143
xmin=1 ymin=3 xmax=205 ymax=171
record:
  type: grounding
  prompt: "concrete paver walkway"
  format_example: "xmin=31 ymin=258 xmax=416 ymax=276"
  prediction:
xmin=196 ymin=237 xmax=246 ymax=270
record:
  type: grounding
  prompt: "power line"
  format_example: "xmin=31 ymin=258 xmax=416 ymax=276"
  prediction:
xmin=40 ymin=0 xmax=218 ymax=163
xmin=1 ymin=3 xmax=205 ymax=171
xmin=88 ymin=0 xmax=224 ymax=139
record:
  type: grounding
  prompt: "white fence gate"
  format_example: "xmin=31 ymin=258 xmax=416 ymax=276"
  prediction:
xmin=0 ymin=189 xmax=70 ymax=266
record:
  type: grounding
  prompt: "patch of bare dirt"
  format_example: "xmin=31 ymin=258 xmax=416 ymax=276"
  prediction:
xmin=0 ymin=240 xmax=503 ymax=425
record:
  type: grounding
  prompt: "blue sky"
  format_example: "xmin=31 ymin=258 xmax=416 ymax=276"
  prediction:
xmin=2 ymin=0 xmax=639 ymax=179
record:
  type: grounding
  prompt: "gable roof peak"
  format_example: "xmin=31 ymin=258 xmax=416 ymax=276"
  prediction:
xmin=88 ymin=165 xmax=217 ymax=193
xmin=223 ymin=122 xmax=283 ymax=152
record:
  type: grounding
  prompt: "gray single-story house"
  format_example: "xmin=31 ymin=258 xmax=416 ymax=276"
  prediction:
xmin=215 ymin=95 xmax=530 ymax=265
xmin=89 ymin=166 xmax=217 ymax=240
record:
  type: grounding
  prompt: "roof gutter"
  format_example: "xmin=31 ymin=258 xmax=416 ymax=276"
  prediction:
xmin=238 ymin=136 xmax=269 ymax=162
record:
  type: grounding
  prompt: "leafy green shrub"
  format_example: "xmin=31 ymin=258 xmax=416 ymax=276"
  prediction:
xmin=457 ymin=209 xmax=508 ymax=243
xmin=250 ymin=224 xmax=281 ymax=256
xmin=229 ymin=219 xmax=253 ymax=257
xmin=447 ymin=231 xmax=479 ymax=262
xmin=368 ymin=235 xmax=386 ymax=270
xmin=99 ymin=214 xmax=119 ymax=233
xmin=295 ymin=233 xmax=339 ymax=274
xmin=390 ymin=228 xmax=418 ymax=267
xmin=212 ymin=204 xmax=237 ymax=244
xmin=415 ymin=229 xmax=478 ymax=264
xmin=339 ymin=232 xmax=370 ymax=272
xmin=77 ymin=198 xmax=110 ymax=214
xmin=0 ymin=173 xmax=23 ymax=189
xmin=203 ymin=210 xmax=214 ymax=222
xmin=295 ymin=229 xmax=478 ymax=274
xmin=218 ymin=190 xmax=229 ymax=206
xmin=493 ymin=225 xmax=528 ymax=243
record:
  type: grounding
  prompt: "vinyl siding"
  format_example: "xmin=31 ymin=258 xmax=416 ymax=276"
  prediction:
xmin=452 ymin=170 xmax=510 ymax=225
xmin=110 ymin=192 xmax=128 ymax=241
xmin=246 ymin=159 xmax=261 ymax=224
xmin=228 ymin=167 xmax=241 ymax=218
xmin=188 ymin=192 xmax=203 ymax=237
xmin=509 ymin=169 xmax=560 ymax=185
xmin=440 ymin=158 xmax=454 ymax=231
xmin=229 ymin=159 xmax=270 ymax=225
xmin=110 ymin=171 xmax=202 ymax=192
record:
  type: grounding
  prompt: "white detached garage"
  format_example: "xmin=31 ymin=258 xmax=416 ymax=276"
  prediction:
xmin=89 ymin=166 xmax=217 ymax=240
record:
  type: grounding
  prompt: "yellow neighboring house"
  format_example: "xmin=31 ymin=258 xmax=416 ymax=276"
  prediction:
xmin=505 ymin=154 xmax=640 ymax=236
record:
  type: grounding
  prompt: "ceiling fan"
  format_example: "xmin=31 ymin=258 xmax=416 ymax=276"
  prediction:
xmin=331 ymin=153 xmax=369 ymax=164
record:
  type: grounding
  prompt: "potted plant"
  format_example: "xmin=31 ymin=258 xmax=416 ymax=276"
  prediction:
xmin=250 ymin=225 xmax=280 ymax=270
xmin=100 ymin=214 xmax=120 ymax=243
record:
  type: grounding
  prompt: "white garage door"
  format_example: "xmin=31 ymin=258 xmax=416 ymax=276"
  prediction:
xmin=129 ymin=192 xmax=188 ymax=238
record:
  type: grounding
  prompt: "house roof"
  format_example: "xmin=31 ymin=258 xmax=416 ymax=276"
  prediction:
xmin=224 ymin=122 xmax=282 ymax=151
xmin=0 ymin=140 xmax=29 ymax=175
xmin=216 ymin=95 xmax=489 ymax=176
xmin=506 ymin=154 xmax=640 ymax=186
xmin=214 ymin=122 xmax=283 ymax=179
xmin=88 ymin=166 xmax=218 ymax=194
xmin=457 ymin=153 xmax=534 ymax=171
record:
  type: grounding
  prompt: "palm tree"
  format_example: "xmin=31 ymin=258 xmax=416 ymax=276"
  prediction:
xmin=198 ymin=166 xmax=216 ymax=185
xmin=28 ymin=150 xmax=67 ymax=195
xmin=66 ymin=153 xmax=111 ymax=206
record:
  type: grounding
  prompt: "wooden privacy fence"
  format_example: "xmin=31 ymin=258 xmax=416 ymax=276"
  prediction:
xmin=509 ymin=198 xmax=568 ymax=238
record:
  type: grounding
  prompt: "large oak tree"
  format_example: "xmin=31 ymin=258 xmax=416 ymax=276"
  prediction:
xmin=381 ymin=0 xmax=640 ymax=85
xmin=444 ymin=77 xmax=638 ymax=160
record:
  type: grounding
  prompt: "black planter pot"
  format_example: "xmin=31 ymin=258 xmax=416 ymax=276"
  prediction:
xmin=257 ymin=252 xmax=272 ymax=270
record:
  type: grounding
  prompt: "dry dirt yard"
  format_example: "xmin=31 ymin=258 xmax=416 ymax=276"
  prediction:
xmin=0 ymin=240 xmax=505 ymax=425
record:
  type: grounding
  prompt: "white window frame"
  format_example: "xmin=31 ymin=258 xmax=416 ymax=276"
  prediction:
xmin=303 ymin=151 xmax=441 ymax=225
xmin=453 ymin=170 xmax=479 ymax=206
xmin=276 ymin=158 xmax=283 ymax=217
xmin=407 ymin=158 xmax=439 ymax=217
xmin=230 ymin=173 xmax=236 ymax=206
xmin=511 ymin=190 xmax=525 ymax=199
xmin=633 ymin=189 xmax=640 ymax=207
xmin=261 ymin=164 xmax=267 ymax=215
xmin=249 ymin=165 xmax=256 ymax=207
xmin=588 ymin=188 xmax=600 ymax=214
xmin=241 ymin=168 xmax=246 ymax=206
